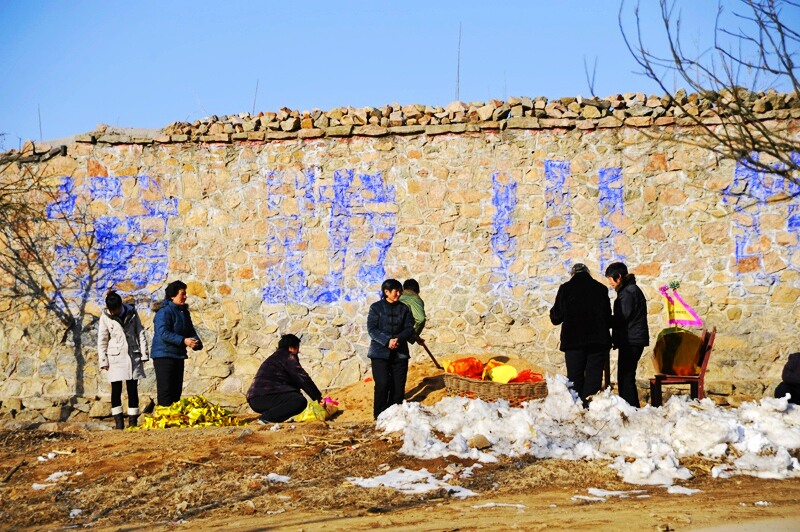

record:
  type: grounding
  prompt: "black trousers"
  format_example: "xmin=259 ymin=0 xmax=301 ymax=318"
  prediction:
xmin=248 ymin=392 xmax=308 ymax=423
xmin=564 ymin=348 xmax=609 ymax=408
xmin=111 ymin=380 xmax=139 ymax=410
xmin=371 ymin=354 xmax=409 ymax=419
xmin=153 ymin=358 xmax=185 ymax=406
xmin=775 ymin=382 xmax=800 ymax=405
xmin=617 ymin=344 xmax=645 ymax=408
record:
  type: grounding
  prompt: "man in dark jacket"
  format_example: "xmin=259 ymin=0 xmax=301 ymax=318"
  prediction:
xmin=775 ymin=352 xmax=800 ymax=405
xmin=247 ymin=334 xmax=323 ymax=423
xmin=549 ymin=263 xmax=612 ymax=408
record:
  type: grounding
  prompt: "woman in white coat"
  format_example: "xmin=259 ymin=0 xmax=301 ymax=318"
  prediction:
xmin=98 ymin=291 xmax=149 ymax=429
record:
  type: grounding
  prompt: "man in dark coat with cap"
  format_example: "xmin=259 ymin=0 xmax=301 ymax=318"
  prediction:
xmin=549 ymin=263 xmax=612 ymax=408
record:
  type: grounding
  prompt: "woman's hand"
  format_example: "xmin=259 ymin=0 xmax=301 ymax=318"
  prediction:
xmin=388 ymin=338 xmax=399 ymax=350
xmin=184 ymin=338 xmax=199 ymax=349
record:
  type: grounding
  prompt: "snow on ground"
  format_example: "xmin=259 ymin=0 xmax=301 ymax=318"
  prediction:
xmin=375 ymin=375 xmax=800 ymax=487
xmin=347 ymin=467 xmax=477 ymax=498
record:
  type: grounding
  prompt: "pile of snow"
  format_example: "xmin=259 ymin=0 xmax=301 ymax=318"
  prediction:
xmin=376 ymin=375 xmax=800 ymax=487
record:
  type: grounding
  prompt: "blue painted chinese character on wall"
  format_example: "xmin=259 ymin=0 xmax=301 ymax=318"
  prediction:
xmin=598 ymin=166 xmax=625 ymax=271
xmin=262 ymin=168 xmax=397 ymax=305
xmin=46 ymin=175 xmax=178 ymax=307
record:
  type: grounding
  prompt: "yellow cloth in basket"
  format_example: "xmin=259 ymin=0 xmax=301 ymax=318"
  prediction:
xmin=486 ymin=364 xmax=518 ymax=383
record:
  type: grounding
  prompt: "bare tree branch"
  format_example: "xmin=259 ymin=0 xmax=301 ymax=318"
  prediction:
xmin=619 ymin=0 xmax=800 ymax=191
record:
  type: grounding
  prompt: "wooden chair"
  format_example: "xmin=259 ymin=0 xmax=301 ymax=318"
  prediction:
xmin=649 ymin=327 xmax=716 ymax=407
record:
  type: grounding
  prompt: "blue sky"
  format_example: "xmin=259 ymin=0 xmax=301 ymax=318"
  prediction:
xmin=0 ymin=1 xmax=764 ymax=148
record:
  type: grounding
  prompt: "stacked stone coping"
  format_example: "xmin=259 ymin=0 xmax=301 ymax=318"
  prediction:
xmin=47 ymin=89 xmax=800 ymax=147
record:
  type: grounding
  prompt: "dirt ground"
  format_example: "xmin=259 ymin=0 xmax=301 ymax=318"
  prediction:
xmin=2 ymin=357 xmax=800 ymax=531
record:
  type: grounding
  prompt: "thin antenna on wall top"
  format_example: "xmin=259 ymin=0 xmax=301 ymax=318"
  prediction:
xmin=455 ymin=23 xmax=462 ymax=102
xmin=252 ymin=79 xmax=259 ymax=115
xmin=38 ymin=104 xmax=43 ymax=141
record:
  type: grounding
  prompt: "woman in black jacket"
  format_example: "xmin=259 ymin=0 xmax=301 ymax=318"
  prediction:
xmin=605 ymin=262 xmax=650 ymax=407
xmin=367 ymin=278 xmax=415 ymax=419
xmin=246 ymin=334 xmax=323 ymax=423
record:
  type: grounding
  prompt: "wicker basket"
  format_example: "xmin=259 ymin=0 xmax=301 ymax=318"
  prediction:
xmin=443 ymin=373 xmax=548 ymax=406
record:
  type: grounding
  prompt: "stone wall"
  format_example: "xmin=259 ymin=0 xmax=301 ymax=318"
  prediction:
xmin=1 ymin=91 xmax=799 ymax=422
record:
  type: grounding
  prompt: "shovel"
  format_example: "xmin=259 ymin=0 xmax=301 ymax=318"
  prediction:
xmin=419 ymin=340 xmax=443 ymax=370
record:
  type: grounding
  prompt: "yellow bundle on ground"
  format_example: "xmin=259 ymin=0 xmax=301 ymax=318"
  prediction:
xmin=133 ymin=395 xmax=247 ymax=430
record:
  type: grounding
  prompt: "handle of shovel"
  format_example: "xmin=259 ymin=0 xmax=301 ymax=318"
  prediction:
xmin=420 ymin=341 xmax=443 ymax=370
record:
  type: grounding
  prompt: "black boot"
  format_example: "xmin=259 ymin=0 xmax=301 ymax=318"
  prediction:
xmin=128 ymin=415 xmax=138 ymax=428
xmin=114 ymin=414 xmax=125 ymax=430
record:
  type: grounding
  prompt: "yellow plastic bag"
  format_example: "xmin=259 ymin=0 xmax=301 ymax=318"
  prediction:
xmin=293 ymin=400 xmax=328 ymax=422
xmin=487 ymin=364 xmax=518 ymax=383
xmin=134 ymin=395 xmax=246 ymax=430
xmin=481 ymin=359 xmax=505 ymax=380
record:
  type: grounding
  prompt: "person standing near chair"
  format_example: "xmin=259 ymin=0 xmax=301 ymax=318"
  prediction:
xmin=97 ymin=290 xmax=149 ymax=429
xmin=775 ymin=352 xmax=800 ymax=405
xmin=399 ymin=278 xmax=426 ymax=346
xmin=605 ymin=262 xmax=650 ymax=407
xmin=549 ymin=263 xmax=612 ymax=408
xmin=151 ymin=280 xmax=203 ymax=406
xmin=367 ymin=278 xmax=415 ymax=419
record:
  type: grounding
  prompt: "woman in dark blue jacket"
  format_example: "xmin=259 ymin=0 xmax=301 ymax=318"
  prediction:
xmin=151 ymin=280 xmax=203 ymax=406
xmin=367 ymin=278 xmax=415 ymax=419
xmin=246 ymin=334 xmax=323 ymax=423
xmin=605 ymin=262 xmax=649 ymax=407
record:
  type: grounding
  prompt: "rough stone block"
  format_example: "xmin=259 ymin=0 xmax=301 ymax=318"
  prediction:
xmin=506 ymin=117 xmax=540 ymax=129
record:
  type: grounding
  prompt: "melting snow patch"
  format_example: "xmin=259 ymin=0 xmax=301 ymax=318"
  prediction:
xmin=45 ymin=471 xmax=74 ymax=482
xmin=348 ymin=467 xmax=477 ymax=498
xmin=572 ymin=495 xmax=606 ymax=502
xmin=667 ymin=485 xmax=701 ymax=495
xmin=587 ymin=488 xmax=648 ymax=498
xmin=250 ymin=473 xmax=290 ymax=483
xmin=376 ymin=376 xmax=800 ymax=486
xmin=573 ymin=487 xmax=648 ymax=502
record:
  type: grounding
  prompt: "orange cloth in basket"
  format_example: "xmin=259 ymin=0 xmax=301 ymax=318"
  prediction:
xmin=508 ymin=369 xmax=544 ymax=383
xmin=446 ymin=357 xmax=484 ymax=379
